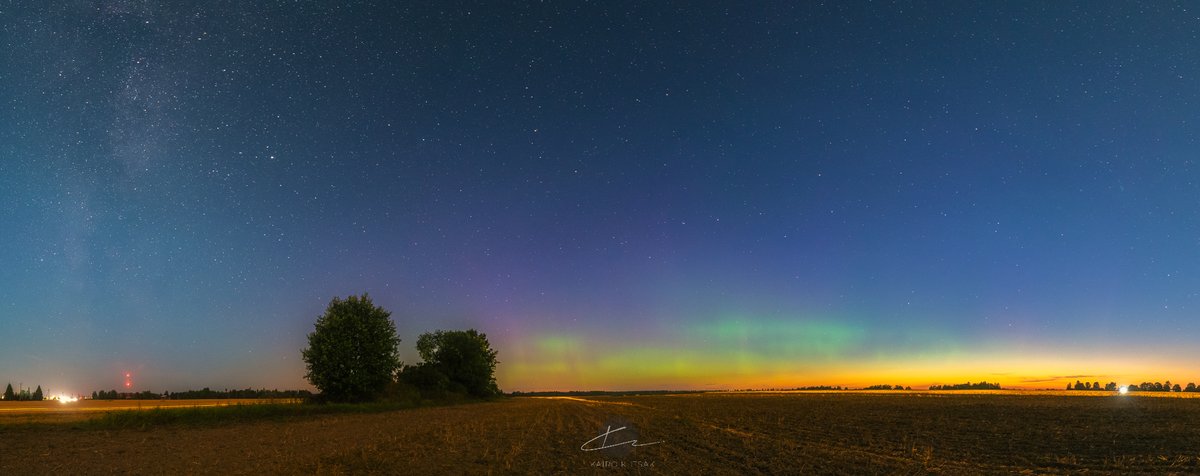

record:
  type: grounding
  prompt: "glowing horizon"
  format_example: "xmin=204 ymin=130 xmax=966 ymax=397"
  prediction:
xmin=493 ymin=315 xmax=1200 ymax=392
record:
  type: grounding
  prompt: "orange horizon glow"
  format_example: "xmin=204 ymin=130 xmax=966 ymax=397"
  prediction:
xmin=502 ymin=371 xmax=1200 ymax=393
xmin=497 ymin=336 xmax=1197 ymax=393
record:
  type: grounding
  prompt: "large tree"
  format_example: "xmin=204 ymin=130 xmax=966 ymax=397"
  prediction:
xmin=414 ymin=329 xmax=500 ymax=397
xmin=3 ymin=383 xmax=12 ymax=400
xmin=32 ymin=385 xmax=43 ymax=401
xmin=302 ymin=294 xmax=402 ymax=402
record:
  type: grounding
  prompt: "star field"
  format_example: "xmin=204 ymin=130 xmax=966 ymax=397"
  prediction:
xmin=2 ymin=2 xmax=1200 ymax=393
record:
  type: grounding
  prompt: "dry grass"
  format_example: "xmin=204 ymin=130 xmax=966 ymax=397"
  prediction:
xmin=3 ymin=392 xmax=1200 ymax=474
xmin=0 ymin=399 xmax=293 ymax=427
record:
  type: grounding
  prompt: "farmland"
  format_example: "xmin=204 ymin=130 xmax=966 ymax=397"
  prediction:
xmin=0 ymin=399 xmax=293 ymax=426
xmin=3 ymin=392 xmax=1200 ymax=474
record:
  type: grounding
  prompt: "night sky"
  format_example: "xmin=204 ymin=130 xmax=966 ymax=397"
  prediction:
xmin=3 ymin=2 xmax=1199 ymax=395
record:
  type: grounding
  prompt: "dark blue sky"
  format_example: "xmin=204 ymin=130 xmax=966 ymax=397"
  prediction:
xmin=2 ymin=2 xmax=1199 ymax=393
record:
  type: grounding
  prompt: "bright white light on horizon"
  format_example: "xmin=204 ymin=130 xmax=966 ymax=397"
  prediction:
xmin=1118 ymin=386 xmax=1129 ymax=395
xmin=55 ymin=395 xmax=79 ymax=403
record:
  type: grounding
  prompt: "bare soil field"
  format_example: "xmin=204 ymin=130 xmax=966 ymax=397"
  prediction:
xmin=3 ymin=392 xmax=1200 ymax=474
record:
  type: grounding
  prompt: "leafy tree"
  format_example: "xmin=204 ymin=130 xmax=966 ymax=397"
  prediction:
xmin=3 ymin=383 xmax=12 ymax=400
xmin=1186 ymin=383 xmax=1197 ymax=392
xmin=398 ymin=362 xmax=451 ymax=394
xmin=32 ymin=385 xmax=43 ymax=401
xmin=302 ymin=294 xmax=402 ymax=402
xmin=1105 ymin=382 xmax=1117 ymax=391
xmin=413 ymin=329 xmax=500 ymax=397
xmin=1066 ymin=383 xmax=1072 ymax=391
xmin=1074 ymin=381 xmax=1085 ymax=390
xmin=1092 ymin=381 xmax=1100 ymax=391
xmin=1173 ymin=383 xmax=1182 ymax=393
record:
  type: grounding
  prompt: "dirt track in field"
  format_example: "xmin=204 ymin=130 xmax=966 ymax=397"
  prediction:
xmin=4 ymin=393 xmax=1200 ymax=474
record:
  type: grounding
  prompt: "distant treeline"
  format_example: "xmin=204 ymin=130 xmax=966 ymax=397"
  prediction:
xmin=730 ymin=382 xmax=998 ymax=391
xmin=863 ymin=384 xmax=913 ymax=390
xmin=509 ymin=390 xmax=708 ymax=397
xmin=928 ymin=381 xmax=1001 ymax=390
xmin=1067 ymin=380 xmax=1200 ymax=392
xmin=731 ymin=386 xmax=845 ymax=391
xmin=91 ymin=388 xmax=313 ymax=400
xmin=3 ymin=383 xmax=44 ymax=401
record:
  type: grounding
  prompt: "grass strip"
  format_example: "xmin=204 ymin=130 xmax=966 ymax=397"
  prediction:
xmin=74 ymin=400 xmax=418 ymax=431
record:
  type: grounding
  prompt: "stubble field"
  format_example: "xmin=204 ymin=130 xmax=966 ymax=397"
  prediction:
xmin=3 ymin=391 xmax=1200 ymax=474
xmin=0 ymin=399 xmax=288 ymax=425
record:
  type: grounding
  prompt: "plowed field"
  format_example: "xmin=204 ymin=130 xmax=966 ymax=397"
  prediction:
xmin=3 ymin=392 xmax=1199 ymax=474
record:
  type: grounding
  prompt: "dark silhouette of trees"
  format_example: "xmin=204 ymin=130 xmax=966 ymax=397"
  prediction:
xmin=1070 ymin=381 xmax=1200 ymax=392
xmin=172 ymin=388 xmax=312 ymax=400
xmin=88 ymin=387 xmax=312 ymax=400
xmin=1074 ymin=381 xmax=1086 ymax=390
xmin=401 ymin=329 xmax=500 ymax=398
xmin=1084 ymin=381 xmax=1195 ymax=390
xmin=929 ymin=381 xmax=1001 ymax=390
xmin=863 ymin=384 xmax=908 ymax=390
xmin=302 ymin=294 xmax=402 ymax=403
xmin=1 ymin=383 xmax=45 ymax=401
xmin=398 ymin=362 xmax=451 ymax=394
